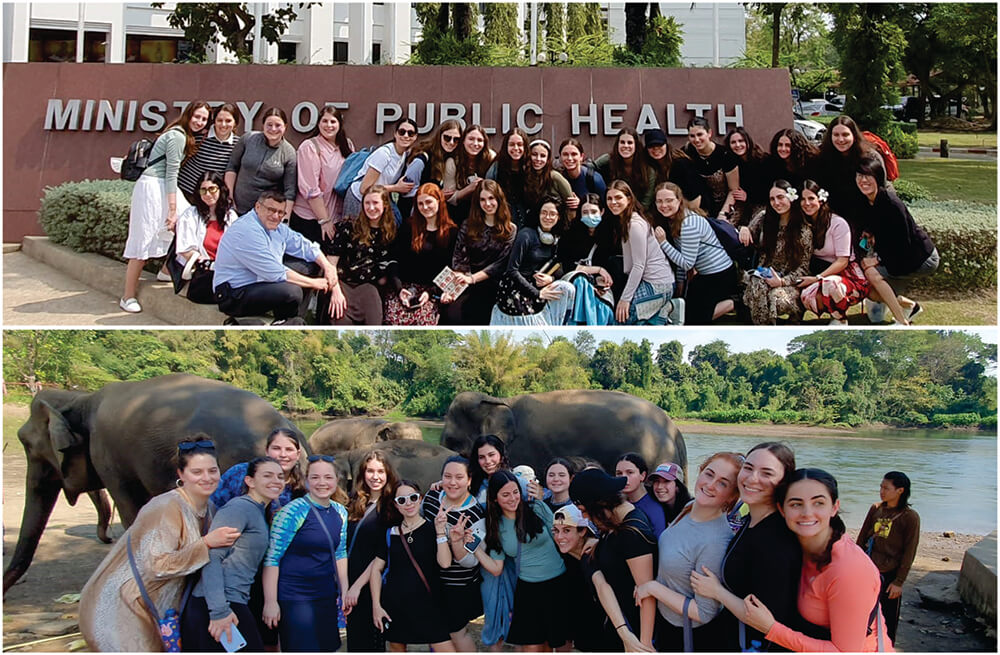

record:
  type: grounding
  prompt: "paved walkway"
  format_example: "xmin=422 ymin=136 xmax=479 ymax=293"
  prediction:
xmin=3 ymin=251 xmax=167 ymax=326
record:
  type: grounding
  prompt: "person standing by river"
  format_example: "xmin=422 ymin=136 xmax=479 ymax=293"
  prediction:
xmin=857 ymin=471 xmax=920 ymax=643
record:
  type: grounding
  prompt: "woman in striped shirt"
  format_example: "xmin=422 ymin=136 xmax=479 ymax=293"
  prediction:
xmin=176 ymin=103 xmax=241 ymax=214
xmin=652 ymin=182 xmax=737 ymax=325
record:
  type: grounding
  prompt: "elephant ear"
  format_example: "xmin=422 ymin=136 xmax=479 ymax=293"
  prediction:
xmin=480 ymin=400 xmax=516 ymax=443
xmin=376 ymin=425 xmax=392 ymax=442
xmin=42 ymin=401 xmax=90 ymax=501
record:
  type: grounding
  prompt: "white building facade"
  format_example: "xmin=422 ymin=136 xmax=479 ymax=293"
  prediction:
xmin=4 ymin=2 xmax=745 ymax=67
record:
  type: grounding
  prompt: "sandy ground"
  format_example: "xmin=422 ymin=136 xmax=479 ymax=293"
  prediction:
xmin=2 ymin=403 xmax=994 ymax=652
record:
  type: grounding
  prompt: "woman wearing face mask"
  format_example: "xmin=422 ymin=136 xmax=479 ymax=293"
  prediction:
xmin=398 ymin=119 xmax=463 ymax=218
xmin=487 ymin=128 xmax=530 ymax=226
xmin=225 ymin=106 xmax=297 ymax=217
xmin=491 ymin=196 xmax=576 ymax=326
xmin=385 ymin=184 xmax=458 ymax=326
xmin=371 ymin=480 xmax=456 ymax=651
xmin=324 ymin=185 xmax=398 ymax=325
xmin=81 ymin=439 xmax=239 ymax=652
xmin=291 ymin=106 xmax=355 ymax=243
xmin=607 ymin=180 xmax=676 ymax=325
xmin=444 ymin=179 xmax=517 ymax=325
xmin=724 ymin=127 xmax=769 ymax=226
xmin=120 ymin=100 xmax=211 ymax=314
xmin=343 ymin=451 xmax=399 ymax=653
xmin=521 ymin=139 xmax=575 ymax=225
xmin=652 ymin=182 xmax=738 ymax=324
xmin=467 ymin=470 xmax=570 ymax=652
xmin=344 ymin=118 xmax=419 ymax=226
xmin=177 ymin=103 xmax=241 ymax=214
xmin=182 ymin=457 xmax=285 ymax=652
xmin=738 ymin=180 xmax=813 ymax=325
xmin=855 ymin=155 xmax=936 ymax=326
xmin=569 ymin=467 xmax=658 ymax=651
xmin=423 ymin=456 xmax=488 ymax=651
xmin=647 ymin=462 xmax=692 ymax=526
xmin=689 ymin=443 xmax=800 ymax=652
xmin=558 ymin=138 xmax=607 ymax=217
xmin=764 ymin=129 xmax=818 ymax=193
xmin=615 ymin=453 xmax=666 ymax=537
xmin=445 ymin=124 xmax=496 ymax=224
xmin=595 ymin=127 xmax=657 ymax=210
xmin=682 ymin=117 xmax=740 ymax=220
xmin=262 ymin=455 xmax=351 ymax=652
xmin=742 ymin=469 xmax=890 ymax=652
xmin=634 ymin=452 xmax=743 ymax=652
xmin=796 ymin=179 xmax=870 ymax=325
xmin=559 ymin=193 xmax=619 ymax=325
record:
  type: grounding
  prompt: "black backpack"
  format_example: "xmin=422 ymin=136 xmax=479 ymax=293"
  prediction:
xmin=120 ymin=138 xmax=164 ymax=182
xmin=705 ymin=215 xmax=756 ymax=270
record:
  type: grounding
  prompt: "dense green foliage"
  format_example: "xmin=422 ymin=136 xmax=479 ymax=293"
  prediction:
xmin=909 ymin=201 xmax=997 ymax=290
xmin=4 ymin=330 xmax=994 ymax=431
xmin=38 ymin=179 xmax=134 ymax=259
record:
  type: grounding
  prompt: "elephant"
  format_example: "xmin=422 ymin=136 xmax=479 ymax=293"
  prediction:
xmin=329 ymin=440 xmax=459 ymax=496
xmin=308 ymin=417 xmax=423 ymax=454
xmin=4 ymin=374 xmax=304 ymax=595
xmin=440 ymin=390 xmax=687 ymax=480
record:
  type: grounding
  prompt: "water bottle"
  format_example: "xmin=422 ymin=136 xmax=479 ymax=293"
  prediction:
xmin=746 ymin=639 xmax=763 ymax=653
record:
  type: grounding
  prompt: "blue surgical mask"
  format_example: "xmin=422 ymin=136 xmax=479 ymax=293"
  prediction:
xmin=581 ymin=211 xmax=602 ymax=228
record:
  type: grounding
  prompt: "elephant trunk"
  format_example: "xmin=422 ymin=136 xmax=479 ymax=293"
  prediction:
xmin=89 ymin=489 xmax=113 ymax=544
xmin=3 ymin=462 xmax=61 ymax=595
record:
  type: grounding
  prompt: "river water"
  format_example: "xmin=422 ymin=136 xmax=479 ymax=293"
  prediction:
xmin=293 ymin=417 xmax=995 ymax=536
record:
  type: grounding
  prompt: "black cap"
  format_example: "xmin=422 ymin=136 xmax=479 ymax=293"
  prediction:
xmin=569 ymin=468 xmax=627 ymax=506
xmin=644 ymin=129 xmax=668 ymax=147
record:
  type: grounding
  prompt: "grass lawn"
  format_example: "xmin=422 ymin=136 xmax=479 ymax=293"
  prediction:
xmin=917 ymin=130 xmax=997 ymax=149
xmin=897 ymin=159 xmax=997 ymax=205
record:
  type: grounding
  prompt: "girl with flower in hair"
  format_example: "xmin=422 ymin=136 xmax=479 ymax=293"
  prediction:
xmin=738 ymin=180 xmax=813 ymax=325
xmin=797 ymin=179 xmax=870 ymax=324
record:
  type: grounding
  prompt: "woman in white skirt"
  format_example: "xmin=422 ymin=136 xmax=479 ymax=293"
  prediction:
xmin=120 ymin=101 xmax=211 ymax=313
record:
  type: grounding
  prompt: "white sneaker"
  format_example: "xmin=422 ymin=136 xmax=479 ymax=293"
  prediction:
xmin=119 ymin=297 xmax=141 ymax=313
xmin=864 ymin=299 xmax=887 ymax=323
xmin=667 ymin=298 xmax=685 ymax=325
xmin=156 ymin=270 xmax=172 ymax=282
xmin=828 ymin=318 xmax=847 ymax=325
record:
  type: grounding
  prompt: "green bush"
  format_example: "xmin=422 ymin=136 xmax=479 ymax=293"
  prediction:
xmin=891 ymin=121 xmax=918 ymax=135
xmin=39 ymin=179 xmax=134 ymax=259
xmin=893 ymin=178 xmax=931 ymax=203
xmin=910 ymin=200 xmax=997 ymax=290
xmin=930 ymin=412 xmax=984 ymax=426
xmin=883 ymin=123 xmax=919 ymax=159
xmin=979 ymin=415 xmax=997 ymax=429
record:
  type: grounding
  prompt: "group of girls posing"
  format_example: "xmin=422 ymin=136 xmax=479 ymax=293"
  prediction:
xmin=122 ymin=99 xmax=935 ymax=326
xmin=78 ymin=430 xmax=919 ymax=654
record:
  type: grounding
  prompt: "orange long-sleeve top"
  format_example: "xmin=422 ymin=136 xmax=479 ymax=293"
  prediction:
xmin=766 ymin=534 xmax=894 ymax=652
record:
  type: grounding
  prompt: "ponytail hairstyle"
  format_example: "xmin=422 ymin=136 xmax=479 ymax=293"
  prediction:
xmin=484 ymin=470 xmax=544 ymax=553
xmin=265 ymin=428 xmax=305 ymax=498
xmin=305 ymin=455 xmax=350 ymax=506
xmin=672 ymin=451 xmax=744 ymax=524
xmin=776 ymin=468 xmax=845 ymax=572
xmin=883 ymin=471 xmax=912 ymax=509
xmin=347 ymin=450 xmax=400 ymax=522
xmin=761 ymin=179 xmax=808 ymax=268
xmin=616 ymin=452 xmax=649 ymax=476
xmin=242 ymin=456 xmax=282 ymax=524
xmin=745 ymin=441 xmax=796 ymax=491
xmin=174 ymin=433 xmax=218 ymax=472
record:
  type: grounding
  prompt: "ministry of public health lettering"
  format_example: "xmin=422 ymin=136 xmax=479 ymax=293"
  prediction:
xmin=3 ymin=63 xmax=793 ymax=241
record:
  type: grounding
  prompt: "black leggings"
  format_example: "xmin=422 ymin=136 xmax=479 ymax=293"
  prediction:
xmin=685 ymin=264 xmax=737 ymax=325
xmin=181 ymin=596 xmax=264 ymax=652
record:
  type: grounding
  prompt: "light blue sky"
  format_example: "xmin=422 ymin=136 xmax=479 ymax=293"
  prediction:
xmin=461 ymin=327 xmax=998 ymax=361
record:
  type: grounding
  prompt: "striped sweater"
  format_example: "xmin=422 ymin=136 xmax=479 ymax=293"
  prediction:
xmin=658 ymin=210 xmax=733 ymax=275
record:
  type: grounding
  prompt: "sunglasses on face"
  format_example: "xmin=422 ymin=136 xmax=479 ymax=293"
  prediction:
xmin=308 ymin=455 xmax=336 ymax=464
xmin=178 ymin=439 xmax=215 ymax=452
xmin=397 ymin=128 xmax=417 ymax=137
xmin=442 ymin=134 xmax=460 ymax=144
xmin=199 ymin=185 xmax=220 ymax=195
xmin=394 ymin=493 xmax=421 ymax=506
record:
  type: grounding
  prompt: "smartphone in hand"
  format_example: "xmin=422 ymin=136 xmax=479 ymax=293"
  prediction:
xmin=220 ymin=625 xmax=247 ymax=653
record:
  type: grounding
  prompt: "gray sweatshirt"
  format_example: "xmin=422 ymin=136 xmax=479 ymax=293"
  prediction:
xmin=655 ymin=511 xmax=732 ymax=627
xmin=227 ymin=131 xmax=298 ymax=215
xmin=193 ymin=495 xmax=269 ymax=619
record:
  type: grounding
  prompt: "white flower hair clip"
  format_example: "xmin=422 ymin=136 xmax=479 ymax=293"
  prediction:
xmin=784 ymin=188 xmax=799 ymax=202
xmin=816 ymin=188 xmax=830 ymax=203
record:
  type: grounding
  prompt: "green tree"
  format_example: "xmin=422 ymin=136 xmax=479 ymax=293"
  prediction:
xmin=149 ymin=2 xmax=309 ymax=63
xmin=829 ymin=4 xmax=907 ymax=132
xmin=566 ymin=3 xmax=604 ymax=42
xmin=751 ymin=2 xmax=787 ymax=67
xmin=453 ymin=331 xmax=536 ymax=398
xmin=542 ymin=3 xmax=566 ymax=63
xmin=483 ymin=3 xmax=521 ymax=49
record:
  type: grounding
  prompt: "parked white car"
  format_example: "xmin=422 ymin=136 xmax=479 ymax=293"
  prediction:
xmin=793 ymin=112 xmax=826 ymax=143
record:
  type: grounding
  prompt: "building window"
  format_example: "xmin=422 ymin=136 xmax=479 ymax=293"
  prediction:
xmin=278 ymin=41 xmax=297 ymax=62
xmin=372 ymin=42 xmax=382 ymax=64
xmin=125 ymin=35 xmax=195 ymax=63
xmin=83 ymin=31 xmax=107 ymax=62
xmin=333 ymin=41 xmax=348 ymax=63
xmin=28 ymin=28 xmax=76 ymax=62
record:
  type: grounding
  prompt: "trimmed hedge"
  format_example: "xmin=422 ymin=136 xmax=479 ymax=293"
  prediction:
xmin=910 ymin=200 xmax=997 ymax=290
xmin=883 ymin=122 xmax=919 ymax=159
xmin=892 ymin=179 xmax=931 ymax=203
xmin=38 ymin=179 xmax=134 ymax=260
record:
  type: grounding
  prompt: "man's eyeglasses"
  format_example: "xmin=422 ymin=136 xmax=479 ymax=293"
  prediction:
xmin=394 ymin=493 xmax=420 ymax=505
xmin=260 ymin=205 xmax=287 ymax=218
